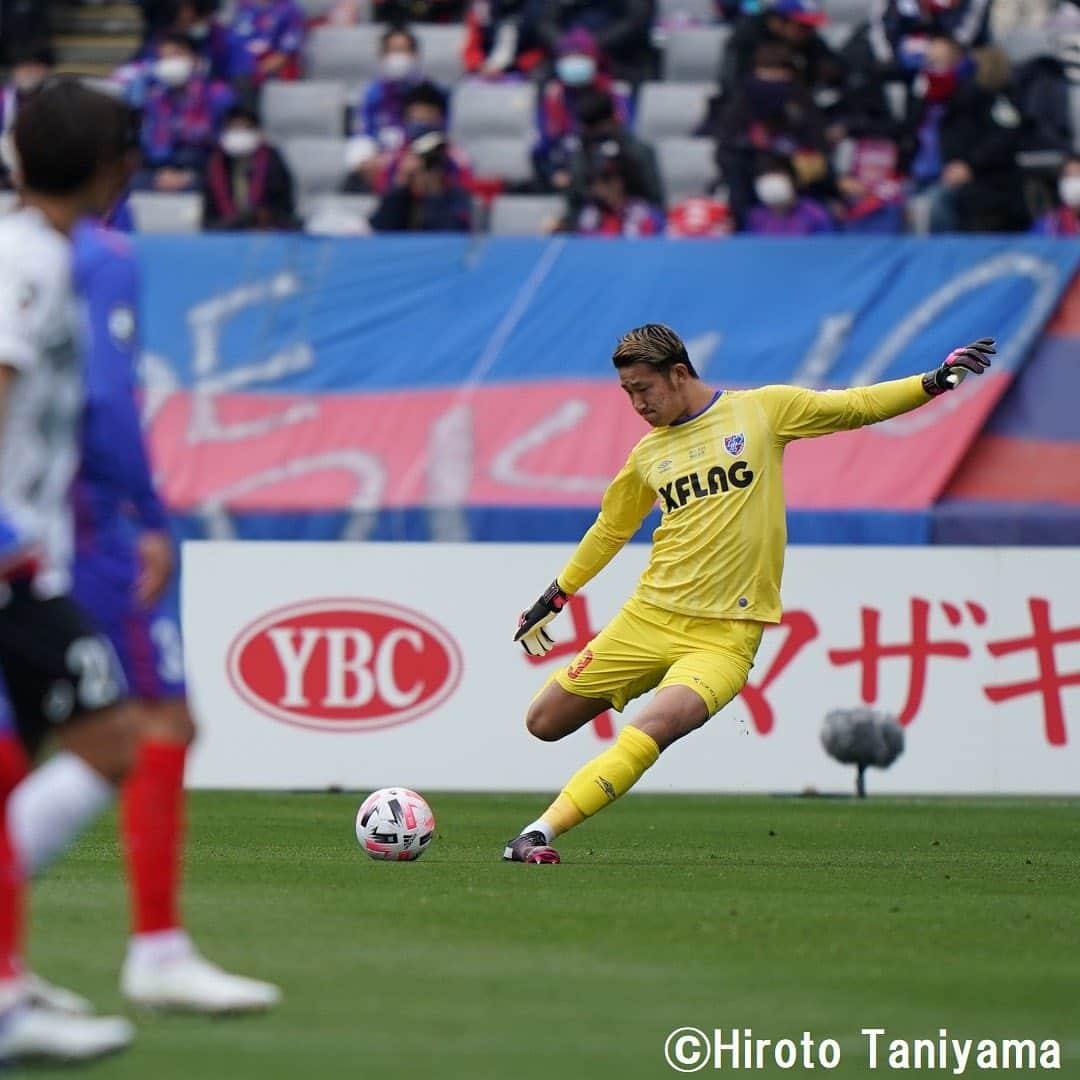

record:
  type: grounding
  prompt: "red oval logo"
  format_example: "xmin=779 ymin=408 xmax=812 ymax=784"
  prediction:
xmin=226 ymin=598 xmax=463 ymax=733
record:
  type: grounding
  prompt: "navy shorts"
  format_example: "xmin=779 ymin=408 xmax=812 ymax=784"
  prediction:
xmin=0 ymin=583 xmax=128 ymax=755
xmin=72 ymin=557 xmax=186 ymax=703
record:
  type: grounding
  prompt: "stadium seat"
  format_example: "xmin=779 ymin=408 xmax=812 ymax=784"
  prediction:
xmin=298 ymin=0 xmax=369 ymax=15
xmin=635 ymin=82 xmax=711 ymax=141
xmin=306 ymin=26 xmax=384 ymax=83
xmin=282 ymin=136 xmax=349 ymax=199
xmin=905 ymin=191 xmax=933 ymax=236
xmin=414 ymin=25 xmax=467 ymax=86
xmin=820 ymin=23 xmax=855 ymax=52
xmin=450 ymin=82 xmax=537 ymax=140
xmin=129 ymin=192 xmax=203 ymax=233
xmin=1071 ymin=85 xmax=1080 ymax=153
xmin=822 ymin=0 xmax=869 ymax=25
xmin=663 ymin=27 xmax=729 ymax=83
xmin=999 ymin=26 xmax=1054 ymax=66
xmin=463 ymin=136 xmax=534 ymax=183
xmin=656 ymin=0 xmax=717 ymax=25
xmin=657 ymin=136 xmax=715 ymax=201
xmin=262 ymin=81 xmax=348 ymax=139
xmin=489 ymin=194 xmax=564 ymax=234
xmin=303 ymin=192 xmax=378 ymax=233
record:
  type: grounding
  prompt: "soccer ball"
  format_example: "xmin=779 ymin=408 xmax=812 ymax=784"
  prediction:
xmin=355 ymin=788 xmax=436 ymax=861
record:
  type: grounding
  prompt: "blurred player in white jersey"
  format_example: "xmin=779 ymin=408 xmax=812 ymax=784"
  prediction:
xmin=57 ymin=192 xmax=279 ymax=1015
xmin=0 ymin=79 xmax=142 ymax=1064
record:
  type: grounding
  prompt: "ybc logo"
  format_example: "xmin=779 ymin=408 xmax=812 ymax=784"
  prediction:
xmin=226 ymin=598 xmax=463 ymax=733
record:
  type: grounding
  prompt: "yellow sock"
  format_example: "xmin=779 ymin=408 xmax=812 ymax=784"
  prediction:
xmin=541 ymin=726 xmax=660 ymax=838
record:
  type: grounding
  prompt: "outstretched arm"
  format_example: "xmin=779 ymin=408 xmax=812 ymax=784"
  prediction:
xmin=765 ymin=339 xmax=994 ymax=443
xmin=514 ymin=453 xmax=655 ymax=656
xmin=557 ymin=455 xmax=656 ymax=595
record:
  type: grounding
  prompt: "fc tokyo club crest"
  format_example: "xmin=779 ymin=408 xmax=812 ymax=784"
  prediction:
xmin=724 ymin=432 xmax=745 ymax=457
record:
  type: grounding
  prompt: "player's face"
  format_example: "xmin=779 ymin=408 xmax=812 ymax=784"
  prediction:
xmin=619 ymin=363 xmax=685 ymax=427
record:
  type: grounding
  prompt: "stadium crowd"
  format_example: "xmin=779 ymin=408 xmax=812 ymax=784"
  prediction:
xmin=3 ymin=0 xmax=1080 ymax=236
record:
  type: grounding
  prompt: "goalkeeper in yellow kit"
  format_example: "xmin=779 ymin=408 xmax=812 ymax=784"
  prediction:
xmin=504 ymin=323 xmax=995 ymax=864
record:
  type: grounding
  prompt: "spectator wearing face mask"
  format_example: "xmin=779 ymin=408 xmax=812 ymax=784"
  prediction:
xmin=716 ymin=41 xmax=831 ymax=226
xmin=574 ymin=141 xmax=665 ymax=236
xmin=132 ymin=33 xmax=236 ymax=193
xmin=203 ymin=105 xmax=297 ymax=230
xmin=370 ymin=128 xmax=473 ymax=232
xmin=374 ymin=81 xmax=472 ymax=194
xmin=0 ymin=42 xmax=53 ymax=177
xmin=562 ymin=86 xmax=664 ymax=223
xmin=534 ymin=28 xmax=631 ymax=191
xmin=1012 ymin=4 xmax=1080 ymax=156
xmin=354 ymin=26 xmax=435 ymax=152
xmin=865 ymin=0 xmax=992 ymax=73
xmin=1031 ymin=156 xmax=1080 ymax=237
xmin=534 ymin=0 xmax=657 ymax=86
xmin=226 ymin=0 xmax=306 ymax=86
xmin=903 ymin=34 xmax=1028 ymax=232
xmin=746 ymin=154 xmax=834 ymax=234
xmin=134 ymin=2 xmax=232 ymax=82
xmin=720 ymin=0 xmax=840 ymax=99
xmin=463 ymin=0 xmax=546 ymax=77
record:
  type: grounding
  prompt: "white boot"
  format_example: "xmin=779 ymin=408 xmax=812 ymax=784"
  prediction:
xmin=0 ymin=999 xmax=133 ymax=1064
xmin=121 ymin=931 xmax=281 ymax=1014
xmin=23 ymin=972 xmax=94 ymax=1016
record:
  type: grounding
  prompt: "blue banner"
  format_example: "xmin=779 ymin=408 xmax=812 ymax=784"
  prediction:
xmin=135 ymin=235 xmax=1080 ymax=545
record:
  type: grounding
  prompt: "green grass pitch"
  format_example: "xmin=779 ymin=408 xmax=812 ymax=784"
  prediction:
xmin=22 ymin=792 xmax=1080 ymax=1079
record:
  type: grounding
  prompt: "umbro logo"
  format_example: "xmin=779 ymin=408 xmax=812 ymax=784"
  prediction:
xmin=594 ymin=776 xmax=617 ymax=801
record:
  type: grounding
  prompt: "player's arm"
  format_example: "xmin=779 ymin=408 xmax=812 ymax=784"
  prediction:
xmin=764 ymin=339 xmax=995 ymax=442
xmin=514 ymin=452 xmax=655 ymax=656
xmin=81 ymin=252 xmax=173 ymax=604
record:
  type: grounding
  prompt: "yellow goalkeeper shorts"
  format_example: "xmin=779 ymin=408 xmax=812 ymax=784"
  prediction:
xmin=551 ymin=596 xmax=763 ymax=716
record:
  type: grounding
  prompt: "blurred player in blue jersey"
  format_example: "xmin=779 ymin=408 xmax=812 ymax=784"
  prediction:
xmin=67 ymin=218 xmax=280 ymax=1014
xmin=0 ymin=79 xmax=139 ymax=1065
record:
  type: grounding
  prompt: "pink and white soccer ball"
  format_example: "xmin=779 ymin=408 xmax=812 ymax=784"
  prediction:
xmin=355 ymin=788 xmax=436 ymax=861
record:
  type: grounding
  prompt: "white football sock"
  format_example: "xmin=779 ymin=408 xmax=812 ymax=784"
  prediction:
xmin=8 ymin=753 xmax=114 ymax=877
xmin=521 ymin=819 xmax=554 ymax=844
xmin=126 ymin=928 xmax=193 ymax=970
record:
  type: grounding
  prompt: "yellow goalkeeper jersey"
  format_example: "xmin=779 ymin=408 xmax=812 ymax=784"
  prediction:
xmin=557 ymin=375 xmax=930 ymax=624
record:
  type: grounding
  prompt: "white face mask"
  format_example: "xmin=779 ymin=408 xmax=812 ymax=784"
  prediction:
xmin=556 ymin=55 xmax=597 ymax=86
xmin=155 ymin=55 xmax=195 ymax=88
xmin=381 ymin=53 xmax=417 ymax=81
xmin=755 ymin=173 xmax=795 ymax=208
xmin=221 ymin=128 xmax=261 ymax=157
xmin=1060 ymin=175 xmax=1080 ymax=209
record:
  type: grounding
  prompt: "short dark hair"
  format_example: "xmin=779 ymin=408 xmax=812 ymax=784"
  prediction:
xmin=159 ymin=31 xmax=198 ymax=54
xmin=224 ymin=103 xmax=260 ymax=127
xmin=10 ymin=41 xmax=55 ymax=68
xmin=755 ymin=151 xmax=796 ymax=179
xmin=612 ymin=324 xmax=698 ymax=378
xmin=14 ymin=79 xmax=136 ymax=195
xmin=403 ymin=80 xmax=447 ymax=116
xmin=381 ymin=24 xmax=419 ymax=53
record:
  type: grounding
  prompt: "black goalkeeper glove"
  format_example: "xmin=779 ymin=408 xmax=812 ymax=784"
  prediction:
xmin=513 ymin=580 xmax=569 ymax=657
xmin=922 ymin=338 xmax=995 ymax=396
